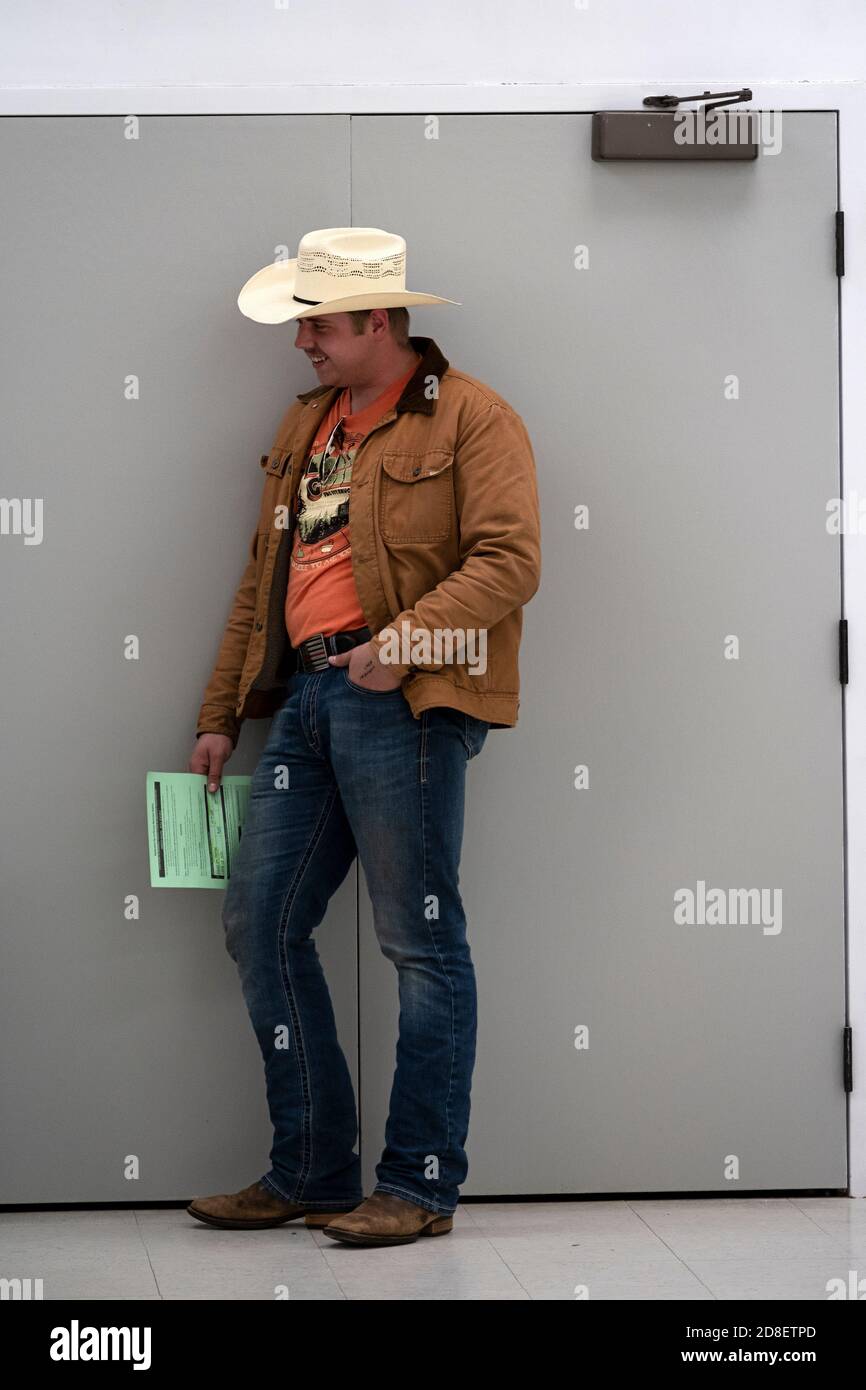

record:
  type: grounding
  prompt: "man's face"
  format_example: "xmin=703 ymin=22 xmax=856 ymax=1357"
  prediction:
xmin=294 ymin=312 xmax=370 ymax=384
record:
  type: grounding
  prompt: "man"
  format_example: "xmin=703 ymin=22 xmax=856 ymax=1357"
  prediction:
xmin=186 ymin=228 xmax=541 ymax=1246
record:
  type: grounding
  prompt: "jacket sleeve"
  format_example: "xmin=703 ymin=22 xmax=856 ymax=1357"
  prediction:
xmin=194 ymin=524 xmax=260 ymax=747
xmin=369 ymin=401 xmax=542 ymax=679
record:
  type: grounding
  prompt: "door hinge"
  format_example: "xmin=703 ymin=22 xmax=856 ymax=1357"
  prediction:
xmin=843 ymin=1026 xmax=853 ymax=1092
xmin=839 ymin=619 xmax=848 ymax=684
xmin=836 ymin=211 xmax=845 ymax=277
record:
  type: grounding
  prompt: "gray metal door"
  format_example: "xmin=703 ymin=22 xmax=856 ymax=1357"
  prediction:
xmin=0 ymin=115 xmax=357 ymax=1201
xmin=352 ymin=112 xmax=846 ymax=1194
xmin=0 ymin=111 xmax=846 ymax=1205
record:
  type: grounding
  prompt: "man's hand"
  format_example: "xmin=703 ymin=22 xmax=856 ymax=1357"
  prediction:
xmin=189 ymin=733 xmax=235 ymax=792
xmin=328 ymin=640 xmax=403 ymax=692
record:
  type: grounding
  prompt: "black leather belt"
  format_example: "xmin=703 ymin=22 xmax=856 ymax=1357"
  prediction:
xmin=296 ymin=625 xmax=372 ymax=673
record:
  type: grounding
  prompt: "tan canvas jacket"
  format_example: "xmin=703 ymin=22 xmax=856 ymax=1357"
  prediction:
xmin=195 ymin=335 xmax=542 ymax=747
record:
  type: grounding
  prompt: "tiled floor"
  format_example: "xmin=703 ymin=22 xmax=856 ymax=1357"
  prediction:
xmin=2 ymin=1197 xmax=864 ymax=1300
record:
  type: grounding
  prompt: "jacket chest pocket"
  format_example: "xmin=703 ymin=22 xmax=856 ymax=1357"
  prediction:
xmin=379 ymin=449 xmax=455 ymax=543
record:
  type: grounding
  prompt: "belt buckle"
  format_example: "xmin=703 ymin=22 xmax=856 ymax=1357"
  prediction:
xmin=302 ymin=632 xmax=330 ymax=672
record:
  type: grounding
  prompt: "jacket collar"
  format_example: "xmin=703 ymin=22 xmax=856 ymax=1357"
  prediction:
xmin=295 ymin=335 xmax=449 ymax=415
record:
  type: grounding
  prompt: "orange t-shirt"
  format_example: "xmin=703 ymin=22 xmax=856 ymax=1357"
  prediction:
xmin=284 ymin=355 xmax=420 ymax=647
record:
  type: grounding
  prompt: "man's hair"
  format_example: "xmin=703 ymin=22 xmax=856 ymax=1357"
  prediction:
xmin=348 ymin=306 xmax=410 ymax=346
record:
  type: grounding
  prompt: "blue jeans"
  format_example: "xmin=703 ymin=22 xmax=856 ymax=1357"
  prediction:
xmin=221 ymin=663 xmax=490 ymax=1217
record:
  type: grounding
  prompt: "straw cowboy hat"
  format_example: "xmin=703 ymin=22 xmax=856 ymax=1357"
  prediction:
xmin=237 ymin=227 xmax=461 ymax=324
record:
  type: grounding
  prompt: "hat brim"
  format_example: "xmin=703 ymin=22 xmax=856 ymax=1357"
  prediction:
xmin=237 ymin=259 xmax=461 ymax=324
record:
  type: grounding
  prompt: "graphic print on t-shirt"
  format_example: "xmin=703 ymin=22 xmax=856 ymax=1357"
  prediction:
xmin=295 ymin=414 xmax=353 ymax=558
xmin=284 ymin=354 xmax=420 ymax=648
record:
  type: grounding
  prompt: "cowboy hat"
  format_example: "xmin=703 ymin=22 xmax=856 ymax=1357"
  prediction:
xmin=237 ymin=227 xmax=461 ymax=324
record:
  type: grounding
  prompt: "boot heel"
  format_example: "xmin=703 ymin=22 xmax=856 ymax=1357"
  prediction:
xmin=304 ymin=1208 xmax=354 ymax=1229
xmin=422 ymin=1214 xmax=453 ymax=1236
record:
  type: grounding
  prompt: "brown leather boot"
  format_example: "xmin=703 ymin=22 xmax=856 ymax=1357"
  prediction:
xmin=321 ymin=1191 xmax=453 ymax=1246
xmin=186 ymin=1179 xmax=356 ymax=1230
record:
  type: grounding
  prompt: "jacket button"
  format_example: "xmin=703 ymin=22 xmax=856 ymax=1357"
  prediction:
xmin=255 ymin=621 xmax=263 ymax=631
xmin=412 ymin=465 xmax=421 ymax=476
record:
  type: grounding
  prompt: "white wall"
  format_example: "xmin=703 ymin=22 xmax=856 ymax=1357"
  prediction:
xmin=3 ymin=0 xmax=865 ymax=1193
xmin=1 ymin=0 xmax=864 ymax=89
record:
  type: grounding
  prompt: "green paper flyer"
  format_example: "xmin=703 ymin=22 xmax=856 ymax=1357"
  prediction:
xmin=146 ymin=772 xmax=251 ymax=889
